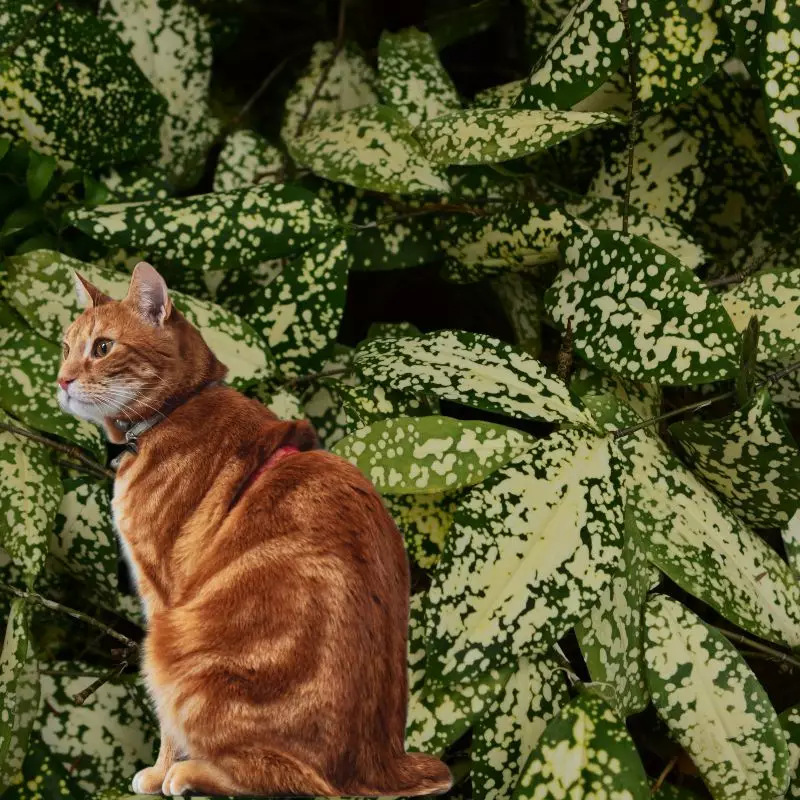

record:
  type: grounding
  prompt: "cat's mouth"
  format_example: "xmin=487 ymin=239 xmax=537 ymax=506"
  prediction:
xmin=58 ymin=385 xmax=131 ymax=425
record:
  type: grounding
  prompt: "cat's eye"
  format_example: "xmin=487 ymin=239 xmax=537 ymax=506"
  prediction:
xmin=92 ymin=338 xmax=114 ymax=358
xmin=62 ymin=342 xmax=69 ymax=360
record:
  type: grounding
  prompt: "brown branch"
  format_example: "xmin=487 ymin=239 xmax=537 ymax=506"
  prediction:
xmin=56 ymin=458 xmax=111 ymax=482
xmin=0 ymin=421 xmax=114 ymax=479
xmin=618 ymin=0 xmax=639 ymax=236
xmin=706 ymin=236 xmax=792 ymax=289
xmin=284 ymin=366 xmax=353 ymax=388
xmin=717 ymin=628 xmax=800 ymax=671
xmin=650 ymin=755 xmax=679 ymax=795
xmin=556 ymin=318 xmax=574 ymax=384
xmin=0 ymin=583 xmax=138 ymax=648
xmin=72 ymin=661 xmax=128 ymax=706
xmin=231 ymin=56 xmax=291 ymax=128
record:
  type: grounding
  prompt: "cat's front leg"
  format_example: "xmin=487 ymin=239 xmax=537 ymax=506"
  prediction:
xmin=132 ymin=726 xmax=180 ymax=795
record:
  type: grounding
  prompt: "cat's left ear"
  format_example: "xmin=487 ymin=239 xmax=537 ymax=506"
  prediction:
xmin=125 ymin=262 xmax=173 ymax=326
xmin=73 ymin=271 xmax=112 ymax=308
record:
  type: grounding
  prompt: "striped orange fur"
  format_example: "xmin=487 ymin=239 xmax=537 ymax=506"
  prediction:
xmin=56 ymin=263 xmax=452 ymax=798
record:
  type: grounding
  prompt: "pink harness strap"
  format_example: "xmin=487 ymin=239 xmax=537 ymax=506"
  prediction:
xmin=230 ymin=445 xmax=301 ymax=511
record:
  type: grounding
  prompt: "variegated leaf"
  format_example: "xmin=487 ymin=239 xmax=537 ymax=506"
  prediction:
xmin=491 ymin=274 xmax=543 ymax=358
xmin=332 ymin=416 xmax=535 ymax=495
xmin=472 ymin=654 xmax=569 ymax=800
xmin=236 ymin=236 xmax=350 ymax=378
xmin=0 ymin=413 xmax=61 ymax=589
xmin=563 ymin=194 xmax=708 ymax=270
xmin=473 ymin=80 xmax=524 ymax=109
xmin=546 ymin=229 xmax=740 ymax=385
xmin=66 ymin=184 xmax=338 ymax=272
xmin=722 ymin=268 xmax=800 ymax=361
xmin=302 ymin=348 xmax=358 ymax=448
xmin=781 ymin=702 xmax=800 ymax=798
xmin=575 ymin=520 xmax=650 ymax=718
xmin=644 ymin=594 xmax=790 ymax=800
xmin=37 ymin=670 xmax=157 ymax=793
xmin=333 ymin=380 xmax=437 ymax=433
xmin=0 ymin=4 xmax=165 ymax=170
xmin=378 ymin=28 xmax=461 ymax=127
xmin=3 ymin=250 xmax=277 ymax=389
xmin=249 ymin=386 xmax=306 ymax=421
xmin=762 ymin=0 xmax=800 ymax=188
xmin=571 ymin=364 xmax=662 ymax=422
xmin=51 ymin=476 xmax=118 ymax=607
xmin=425 ymin=429 xmax=623 ymax=685
xmin=213 ymin=130 xmax=287 ymax=192
xmin=670 ymin=389 xmax=800 ymax=527
xmin=290 ymin=105 xmax=450 ymax=195
xmin=99 ymin=0 xmax=218 ymax=187
xmin=413 ymin=108 xmax=620 ymax=165
xmin=99 ymin=164 xmax=172 ymax=203
xmin=1 ymin=732 xmax=84 ymax=800
xmin=623 ymin=423 xmax=800 ymax=647
xmin=513 ymin=693 xmax=649 ymax=800
xmin=0 ymin=600 xmax=39 ymax=793
xmin=384 ymin=492 xmax=457 ymax=570
xmin=355 ymin=330 xmax=593 ymax=426
xmin=720 ymin=0 xmax=765 ymax=76
xmin=439 ymin=203 xmax=579 ymax=272
xmin=783 ymin=509 xmax=800 ymax=575
xmin=281 ymin=42 xmax=379 ymax=148
xmin=0 ymin=321 xmax=103 ymax=457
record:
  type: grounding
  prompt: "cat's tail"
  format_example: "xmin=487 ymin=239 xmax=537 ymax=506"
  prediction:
xmin=367 ymin=753 xmax=453 ymax=797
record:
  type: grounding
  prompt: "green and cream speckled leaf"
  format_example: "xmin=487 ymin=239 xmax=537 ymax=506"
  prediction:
xmin=563 ymin=195 xmax=708 ymax=270
xmin=546 ymin=229 xmax=740 ymax=385
xmin=671 ymin=389 xmax=800 ymax=527
xmin=355 ymin=330 xmax=593 ymax=426
xmin=0 ymin=322 xmax=103 ymax=457
xmin=213 ymin=130 xmax=287 ymax=192
xmin=781 ymin=702 xmax=800 ymax=798
xmin=290 ymin=105 xmax=450 ymax=195
xmin=720 ymin=0 xmax=765 ymax=76
xmin=0 ymin=414 xmax=62 ymax=589
xmin=0 ymin=4 xmax=165 ymax=170
xmin=66 ymin=184 xmax=338 ymax=272
xmin=473 ymin=80 xmax=524 ymax=109
xmin=762 ymin=0 xmax=800 ymax=188
xmin=472 ymin=655 xmax=570 ymax=800
xmin=236 ymin=236 xmax=350 ymax=378
xmin=99 ymin=164 xmax=172 ymax=203
xmin=281 ymin=42 xmax=379 ymax=149
xmin=99 ymin=0 xmax=218 ymax=187
xmin=336 ymin=382 xmax=436 ymax=433
xmin=0 ymin=600 xmax=40 ymax=793
xmin=425 ymin=429 xmax=623 ymax=684
xmin=302 ymin=348 xmax=358 ymax=448
xmin=644 ymin=594 xmax=790 ymax=800
xmin=575 ymin=523 xmax=650 ymax=718
xmin=332 ymin=415 xmax=535 ymax=495
xmin=414 ymin=108 xmax=619 ymax=165
xmin=491 ymin=274 xmax=543 ymax=357
xmin=623 ymin=424 xmax=800 ymax=647
xmin=513 ymin=693 xmax=649 ymax=800
xmin=37 ymin=670 xmax=157 ymax=794
xmin=783 ymin=509 xmax=800 ymax=575
xmin=1 ymin=732 xmax=85 ymax=800
xmin=384 ymin=492 xmax=457 ymax=570
xmin=378 ymin=28 xmax=461 ymax=127
xmin=3 ymin=250 xmax=277 ymax=390
xmin=722 ymin=268 xmax=800 ymax=361
xmin=440 ymin=203 xmax=579 ymax=273
xmin=249 ymin=386 xmax=306 ymax=421
xmin=51 ymin=476 xmax=118 ymax=606
xmin=571 ymin=364 xmax=662 ymax=423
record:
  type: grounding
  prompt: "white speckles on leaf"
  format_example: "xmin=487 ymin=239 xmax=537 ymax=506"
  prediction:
xmin=644 ymin=595 xmax=790 ymax=800
xmin=782 ymin=509 xmax=800 ymax=576
xmin=780 ymin=702 xmax=800 ymax=798
xmin=213 ymin=130 xmax=287 ymax=192
xmin=546 ymin=228 xmax=739 ymax=385
xmin=355 ymin=330 xmax=593 ymax=426
xmin=414 ymin=108 xmax=620 ymax=165
xmin=384 ymin=492 xmax=457 ymax=570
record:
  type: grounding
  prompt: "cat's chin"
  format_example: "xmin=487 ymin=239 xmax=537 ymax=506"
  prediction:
xmin=57 ymin=392 xmax=106 ymax=426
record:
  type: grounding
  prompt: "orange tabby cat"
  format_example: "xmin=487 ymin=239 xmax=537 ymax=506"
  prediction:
xmin=56 ymin=263 xmax=452 ymax=798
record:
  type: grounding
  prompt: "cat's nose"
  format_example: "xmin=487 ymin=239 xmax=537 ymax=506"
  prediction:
xmin=57 ymin=377 xmax=74 ymax=390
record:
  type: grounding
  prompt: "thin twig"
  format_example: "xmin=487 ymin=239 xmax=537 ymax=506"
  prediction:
xmin=295 ymin=0 xmax=348 ymax=137
xmin=1 ymin=0 xmax=59 ymax=58
xmin=0 ymin=583 xmax=138 ymax=648
xmin=717 ymin=628 xmax=800 ymax=671
xmin=707 ymin=236 xmax=792 ymax=289
xmin=0 ymin=421 xmax=114 ymax=479
xmin=618 ymin=0 xmax=639 ymax=236
xmin=231 ymin=57 xmax=291 ymax=128
xmin=613 ymin=358 xmax=800 ymax=439
xmin=285 ymin=366 xmax=352 ymax=388
xmin=556 ymin=318 xmax=574 ymax=384
xmin=56 ymin=458 xmax=111 ymax=481
xmin=72 ymin=661 xmax=128 ymax=706
xmin=650 ymin=755 xmax=679 ymax=795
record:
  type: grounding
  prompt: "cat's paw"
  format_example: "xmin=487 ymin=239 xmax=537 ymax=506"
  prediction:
xmin=162 ymin=762 xmax=196 ymax=797
xmin=132 ymin=766 xmax=166 ymax=795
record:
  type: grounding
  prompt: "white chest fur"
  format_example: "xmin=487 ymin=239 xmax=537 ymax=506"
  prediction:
xmin=112 ymin=469 xmax=149 ymax=618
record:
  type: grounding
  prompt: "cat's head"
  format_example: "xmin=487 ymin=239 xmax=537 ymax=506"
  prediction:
xmin=57 ymin=262 xmax=227 ymax=442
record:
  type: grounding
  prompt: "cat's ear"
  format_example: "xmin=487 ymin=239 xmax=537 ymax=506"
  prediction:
xmin=125 ymin=262 xmax=172 ymax=326
xmin=73 ymin=271 xmax=112 ymax=308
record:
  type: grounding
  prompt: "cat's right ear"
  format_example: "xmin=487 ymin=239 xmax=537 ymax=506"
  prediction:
xmin=73 ymin=271 xmax=112 ymax=309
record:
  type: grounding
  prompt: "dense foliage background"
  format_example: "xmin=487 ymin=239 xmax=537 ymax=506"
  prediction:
xmin=1 ymin=0 xmax=800 ymax=798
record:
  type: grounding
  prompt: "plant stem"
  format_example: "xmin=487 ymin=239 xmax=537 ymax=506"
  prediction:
xmin=284 ymin=365 xmax=353 ymax=388
xmin=230 ymin=56 xmax=291 ymax=128
xmin=72 ymin=661 xmax=128 ymax=706
xmin=0 ymin=421 xmax=114 ymax=479
xmin=0 ymin=583 xmax=138 ymax=648
xmin=650 ymin=755 xmax=679 ymax=795
xmin=618 ymin=0 xmax=640 ymax=236
xmin=717 ymin=628 xmax=800 ymax=671
xmin=556 ymin=318 xmax=574 ymax=384
xmin=613 ymin=358 xmax=800 ymax=439
xmin=56 ymin=458 xmax=110 ymax=482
